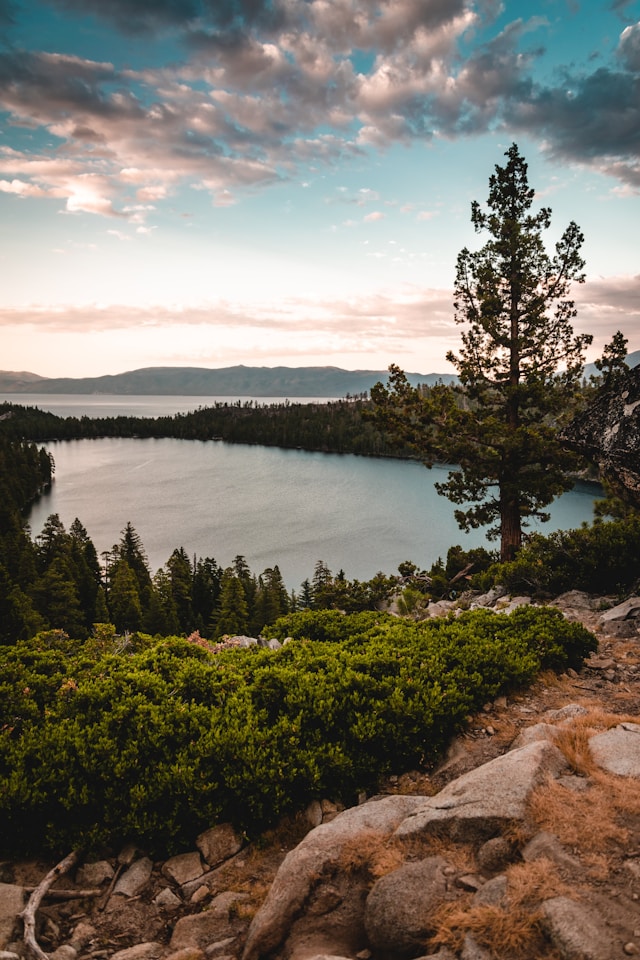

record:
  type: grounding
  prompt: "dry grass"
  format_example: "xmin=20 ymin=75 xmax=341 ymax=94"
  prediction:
xmin=528 ymin=777 xmax=630 ymax=851
xmin=546 ymin=705 xmax=640 ymax=776
xmin=525 ymin=707 xmax=640 ymax=855
xmin=409 ymin=834 xmax=477 ymax=874
xmin=429 ymin=901 xmax=537 ymax=955
xmin=505 ymin=859 xmax=571 ymax=908
xmin=334 ymin=830 xmax=406 ymax=880
xmin=428 ymin=858 xmax=569 ymax=960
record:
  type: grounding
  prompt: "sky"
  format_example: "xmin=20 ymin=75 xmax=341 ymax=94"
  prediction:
xmin=0 ymin=0 xmax=639 ymax=379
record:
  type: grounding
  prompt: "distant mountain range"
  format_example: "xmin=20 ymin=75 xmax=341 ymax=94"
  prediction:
xmin=0 ymin=365 xmax=456 ymax=397
xmin=1 ymin=353 xmax=638 ymax=397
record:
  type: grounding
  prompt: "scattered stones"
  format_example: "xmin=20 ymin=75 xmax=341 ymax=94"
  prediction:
xmin=521 ymin=831 xmax=581 ymax=873
xmin=477 ymin=837 xmax=513 ymax=874
xmin=76 ymin=861 xmax=114 ymax=887
xmin=473 ymin=875 xmax=507 ymax=908
xmin=111 ymin=944 xmax=164 ymax=960
xmin=0 ymin=885 xmax=24 ymax=949
xmin=154 ymin=888 xmax=182 ymax=910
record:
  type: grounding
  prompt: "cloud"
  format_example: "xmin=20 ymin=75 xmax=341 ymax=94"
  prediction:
xmin=0 ymin=286 xmax=456 ymax=341
xmin=43 ymin=0 xmax=279 ymax=35
xmin=0 ymin=0 xmax=638 ymax=226
xmin=618 ymin=22 xmax=640 ymax=71
xmin=504 ymin=64 xmax=640 ymax=188
xmin=0 ymin=177 xmax=46 ymax=196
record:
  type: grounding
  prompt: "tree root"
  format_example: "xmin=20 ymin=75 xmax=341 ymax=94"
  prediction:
xmin=20 ymin=850 xmax=81 ymax=960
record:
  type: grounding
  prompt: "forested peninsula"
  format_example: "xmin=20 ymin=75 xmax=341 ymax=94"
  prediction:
xmin=0 ymin=397 xmax=407 ymax=458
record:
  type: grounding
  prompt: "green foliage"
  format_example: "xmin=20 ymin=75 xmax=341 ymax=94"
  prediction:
xmin=0 ymin=397 xmax=397 ymax=458
xmin=475 ymin=516 xmax=640 ymax=596
xmin=0 ymin=607 xmax=596 ymax=858
xmin=371 ymin=144 xmax=593 ymax=562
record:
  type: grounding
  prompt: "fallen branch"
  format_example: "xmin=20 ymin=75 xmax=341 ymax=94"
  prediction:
xmin=23 ymin=887 xmax=102 ymax=901
xmin=20 ymin=850 xmax=81 ymax=960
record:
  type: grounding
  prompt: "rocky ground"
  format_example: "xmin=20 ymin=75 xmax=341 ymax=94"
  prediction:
xmin=2 ymin=589 xmax=640 ymax=960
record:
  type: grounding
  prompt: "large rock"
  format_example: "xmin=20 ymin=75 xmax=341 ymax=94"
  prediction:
xmin=589 ymin=722 xmax=640 ymax=777
xmin=241 ymin=794 xmax=426 ymax=960
xmin=597 ymin=597 xmax=640 ymax=638
xmin=395 ymin=740 xmax=569 ymax=843
xmin=364 ymin=857 xmax=451 ymax=956
xmin=562 ymin=363 xmax=640 ymax=505
xmin=540 ymin=896 xmax=614 ymax=960
xmin=162 ymin=853 xmax=204 ymax=886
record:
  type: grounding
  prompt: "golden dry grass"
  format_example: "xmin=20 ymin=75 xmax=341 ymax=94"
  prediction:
xmin=428 ymin=858 xmax=569 ymax=960
xmin=527 ymin=708 xmax=640 ymax=854
xmin=528 ymin=776 xmax=630 ymax=851
xmin=334 ymin=830 xmax=406 ymax=880
xmin=550 ymin=705 xmax=639 ymax=775
xmin=505 ymin=859 xmax=571 ymax=908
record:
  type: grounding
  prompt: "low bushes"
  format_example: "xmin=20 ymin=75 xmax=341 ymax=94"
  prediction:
xmin=475 ymin=516 xmax=640 ymax=597
xmin=0 ymin=607 xmax=596 ymax=857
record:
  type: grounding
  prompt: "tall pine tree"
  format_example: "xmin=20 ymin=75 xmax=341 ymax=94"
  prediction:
xmin=372 ymin=144 xmax=592 ymax=560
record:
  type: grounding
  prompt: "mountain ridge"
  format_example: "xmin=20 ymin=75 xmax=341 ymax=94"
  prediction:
xmin=1 ymin=351 xmax=638 ymax=396
xmin=0 ymin=364 xmax=455 ymax=396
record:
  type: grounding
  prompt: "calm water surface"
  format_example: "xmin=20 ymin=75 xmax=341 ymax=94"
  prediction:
xmin=14 ymin=395 xmax=603 ymax=588
xmin=27 ymin=443 xmax=602 ymax=590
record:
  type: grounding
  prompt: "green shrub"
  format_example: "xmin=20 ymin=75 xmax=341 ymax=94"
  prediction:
xmin=0 ymin=608 xmax=596 ymax=858
xmin=475 ymin=517 xmax=640 ymax=596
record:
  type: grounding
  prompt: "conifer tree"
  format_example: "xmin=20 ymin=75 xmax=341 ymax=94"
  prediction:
xmin=213 ymin=569 xmax=249 ymax=638
xmin=372 ymin=144 xmax=592 ymax=561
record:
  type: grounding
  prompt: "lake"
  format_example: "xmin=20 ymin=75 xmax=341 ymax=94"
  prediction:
xmin=16 ymin=395 xmax=603 ymax=589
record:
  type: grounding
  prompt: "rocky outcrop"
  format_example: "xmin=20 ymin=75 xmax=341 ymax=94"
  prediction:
xmin=4 ymin=598 xmax=640 ymax=960
xmin=4 ymin=699 xmax=640 ymax=960
xmin=562 ymin=362 xmax=640 ymax=504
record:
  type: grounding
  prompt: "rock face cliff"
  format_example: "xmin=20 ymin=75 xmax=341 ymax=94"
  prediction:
xmin=563 ymin=364 xmax=640 ymax=505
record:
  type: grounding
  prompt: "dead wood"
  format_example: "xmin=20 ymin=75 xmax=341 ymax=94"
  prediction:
xmin=20 ymin=850 xmax=81 ymax=960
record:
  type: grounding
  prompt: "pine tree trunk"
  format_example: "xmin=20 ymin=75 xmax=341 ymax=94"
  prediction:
xmin=500 ymin=497 xmax=522 ymax=561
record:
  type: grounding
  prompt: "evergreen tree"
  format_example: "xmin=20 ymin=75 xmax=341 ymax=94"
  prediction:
xmin=192 ymin=556 xmax=222 ymax=635
xmin=113 ymin=522 xmax=152 ymax=594
xmin=253 ymin=565 xmax=289 ymax=631
xmin=36 ymin=514 xmax=69 ymax=571
xmin=371 ymin=144 xmax=592 ymax=561
xmin=298 ymin=578 xmax=313 ymax=609
xmin=166 ymin=547 xmax=193 ymax=632
xmin=212 ymin=569 xmax=249 ymax=639
xmin=594 ymin=330 xmax=629 ymax=389
xmin=145 ymin=569 xmax=179 ymax=636
xmin=0 ymin=563 xmax=44 ymax=644
xmin=108 ymin=560 xmax=143 ymax=632
xmin=68 ymin=518 xmax=101 ymax=628
xmin=32 ymin=555 xmax=86 ymax=637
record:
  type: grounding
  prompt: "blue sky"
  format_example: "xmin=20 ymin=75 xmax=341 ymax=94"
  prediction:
xmin=0 ymin=0 xmax=639 ymax=377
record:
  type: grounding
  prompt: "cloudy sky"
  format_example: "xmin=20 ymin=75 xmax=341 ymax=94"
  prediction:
xmin=1 ymin=0 xmax=639 ymax=378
